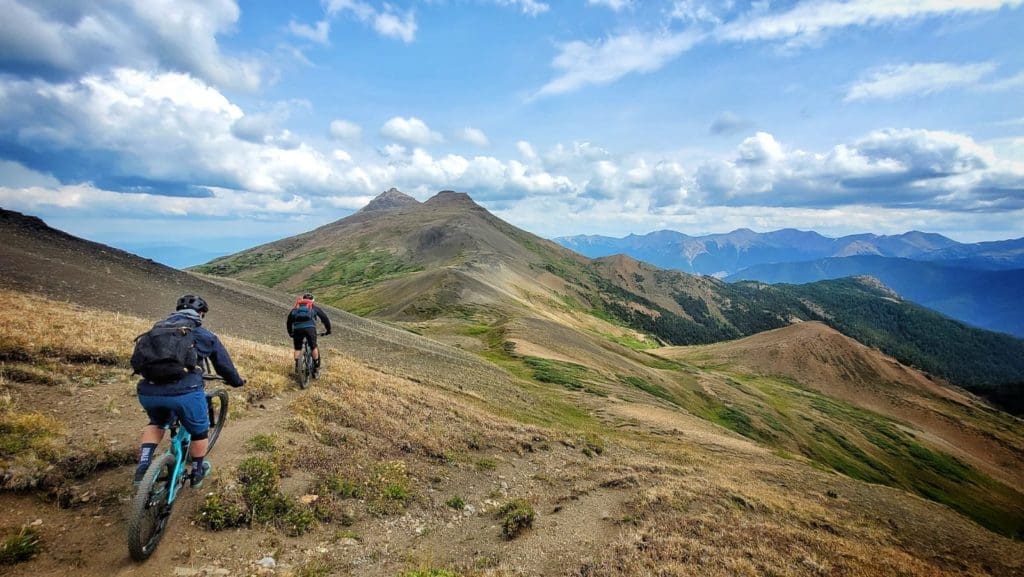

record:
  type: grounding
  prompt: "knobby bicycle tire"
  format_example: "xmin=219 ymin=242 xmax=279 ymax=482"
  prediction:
xmin=205 ymin=389 xmax=229 ymax=453
xmin=127 ymin=452 xmax=177 ymax=561
xmin=299 ymin=344 xmax=312 ymax=389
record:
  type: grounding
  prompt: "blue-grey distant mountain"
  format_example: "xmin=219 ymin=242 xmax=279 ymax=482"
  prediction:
xmin=917 ymin=237 xmax=1024 ymax=270
xmin=727 ymin=255 xmax=1024 ymax=338
xmin=555 ymin=229 xmax=1024 ymax=276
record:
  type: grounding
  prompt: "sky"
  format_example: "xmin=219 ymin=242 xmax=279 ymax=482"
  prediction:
xmin=1 ymin=0 xmax=1023 ymax=266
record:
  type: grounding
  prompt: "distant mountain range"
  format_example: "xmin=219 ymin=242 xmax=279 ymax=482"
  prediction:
xmin=556 ymin=228 xmax=1024 ymax=337
xmin=555 ymin=229 xmax=1024 ymax=275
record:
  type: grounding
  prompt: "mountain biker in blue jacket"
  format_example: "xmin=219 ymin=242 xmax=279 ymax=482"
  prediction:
xmin=287 ymin=292 xmax=331 ymax=376
xmin=134 ymin=295 xmax=246 ymax=488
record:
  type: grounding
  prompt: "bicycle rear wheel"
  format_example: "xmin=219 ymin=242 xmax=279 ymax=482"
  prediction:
xmin=127 ymin=453 xmax=177 ymax=561
xmin=299 ymin=344 xmax=311 ymax=389
xmin=205 ymin=389 xmax=229 ymax=453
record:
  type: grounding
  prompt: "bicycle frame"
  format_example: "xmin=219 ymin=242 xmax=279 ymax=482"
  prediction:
xmin=164 ymin=423 xmax=191 ymax=504
xmin=161 ymin=363 xmax=222 ymax=504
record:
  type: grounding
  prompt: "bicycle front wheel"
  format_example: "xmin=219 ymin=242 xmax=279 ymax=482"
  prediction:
xmin=205 ymin=389 xmax=229 ymax=453
xmin=127 ymin=453 xmax=177 ymax=561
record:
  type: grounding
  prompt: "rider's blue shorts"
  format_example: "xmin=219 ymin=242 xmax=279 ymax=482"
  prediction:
xmin=138 ymin=389 xmax=210 ymax=436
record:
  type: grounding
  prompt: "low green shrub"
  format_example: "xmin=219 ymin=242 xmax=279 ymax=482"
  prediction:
xmin=198 ymin=456 xmax=318 ymax=535
xmin=245 ymin=434 xmax=278 ymax=453
xmin=321 ymin=474 xmax=363 ymax=499
xmin=366 ymin=461 xmax=412 ymax=516
xmin=0 ymin=527 xmax=40 ymax=565
xmin=497 ymin=498 xmax=535 ymax=539
xmin=197 ymin=493 xmax=248 ymax=530
xmin=579 ymin=433 xmax=605 ymax=457
xmin=282 ymin=503 xmax=317 ymax=536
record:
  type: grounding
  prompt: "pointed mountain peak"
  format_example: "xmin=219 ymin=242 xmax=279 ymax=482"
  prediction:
xmin=359 ymin=188 xmax=420 ymax=213
xmin=423 ymin=190 xmax=480 ymax=208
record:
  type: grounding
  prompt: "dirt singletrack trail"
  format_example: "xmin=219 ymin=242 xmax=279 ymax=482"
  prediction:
xmin=0 ymin=360 xmax=303 ymax=576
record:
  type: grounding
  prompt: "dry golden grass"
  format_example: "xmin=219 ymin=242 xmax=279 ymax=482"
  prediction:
xmin=572 ymin=438 xmax=1023 ymax=577
xmin=289 ymin=353 xmax=547 ymax=461
xmin=215 ymin=337 xmax=293 ymax=402
xmin=0 ymin=290 xmax=300 ymax=491
xmin=0 ymin=292 xmax=145 ymax=363
xmin=2 ymin=288 xmax=1022 ymax=577
xmin=0 ymin=292 xmax=146 ymax=490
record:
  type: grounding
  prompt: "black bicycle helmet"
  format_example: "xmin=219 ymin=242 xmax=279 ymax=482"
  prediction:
xmin=302 ymin=292 xmax=314 ymax=300
xmin=176 ymin=294 xmax=209 ymax=313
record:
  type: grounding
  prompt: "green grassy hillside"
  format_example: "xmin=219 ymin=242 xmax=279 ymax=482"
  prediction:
xmin=193 ymin=192 xmax=1024 ymax=415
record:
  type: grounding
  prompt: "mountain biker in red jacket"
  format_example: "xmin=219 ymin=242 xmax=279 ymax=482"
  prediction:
xmin=134 ymin=295 xmax=245 ymax=488
xmin=287 ymin=292 xmax=332 ymax=376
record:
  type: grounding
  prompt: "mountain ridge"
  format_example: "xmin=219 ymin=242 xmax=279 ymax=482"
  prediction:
xmin=556 ymin=227 xmax=1024 ymax=274
xmin=728 ymin=255 xmax=1024 ymax=337
xmin=191 ymin=191 xmax=1024 ymax=416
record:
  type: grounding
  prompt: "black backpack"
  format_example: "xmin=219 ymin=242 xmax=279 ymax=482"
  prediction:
xmin=131 ymin=317 xmax=201 ymax=383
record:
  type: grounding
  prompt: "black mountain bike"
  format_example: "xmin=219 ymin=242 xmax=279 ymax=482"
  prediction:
xmin=295 ymin=331 xmax=327 ymax=389
xmin=127 ymin=368 xmax=229 ymax=561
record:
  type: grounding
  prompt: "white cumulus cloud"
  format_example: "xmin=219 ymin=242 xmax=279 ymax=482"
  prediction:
xmin=690 ymin=128 xmax=1022 ymax=211
xmin=458 ymin=127 xmax=490 ymax=147
xmin=517 ymin=141 xmax=539 ymax=162
xmin=329 ymin=119 xmax=363 ymax=141
xmin=371 ymin=9 xmax=417 ymax=43
xmin=381 ymin=117 xmax=443 ymax=146
xmin=0 ymin=0 xmax=262 ymax=90
xmin=0 ymin=69 xmax=378 ymax=197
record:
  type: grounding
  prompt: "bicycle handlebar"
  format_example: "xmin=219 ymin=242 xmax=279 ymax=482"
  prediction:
xmin=201 ymin=358 xmax=223 ymax=380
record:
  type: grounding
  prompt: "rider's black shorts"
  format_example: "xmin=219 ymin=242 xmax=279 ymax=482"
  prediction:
xmin=292 ymin=326 xmax=317 ymax=351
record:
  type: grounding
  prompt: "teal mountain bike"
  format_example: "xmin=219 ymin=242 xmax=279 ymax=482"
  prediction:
xmin=127 ymin=369 xmax=229 ymax=561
